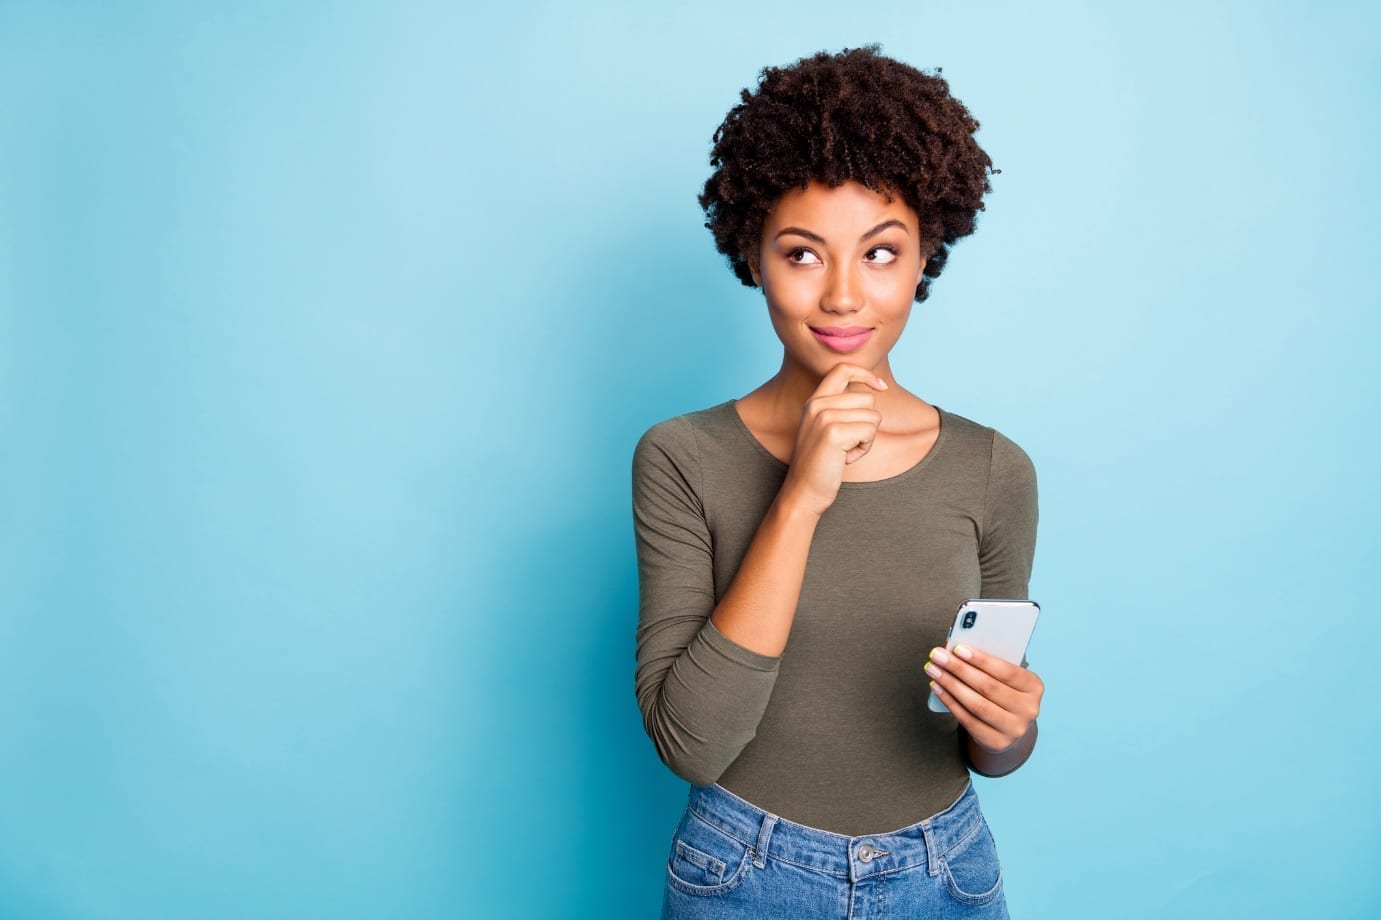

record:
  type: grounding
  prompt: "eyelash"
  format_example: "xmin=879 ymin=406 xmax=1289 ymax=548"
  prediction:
xmin=786 ymin=245 xmax=899 ymax=264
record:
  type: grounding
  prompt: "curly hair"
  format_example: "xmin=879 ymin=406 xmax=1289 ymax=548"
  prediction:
xmin=699 ymin=45 xmax=999 ymax=303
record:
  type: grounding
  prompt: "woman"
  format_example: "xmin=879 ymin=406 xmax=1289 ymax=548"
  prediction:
xmin=632 ymin=45 xmax=1043 ymax=918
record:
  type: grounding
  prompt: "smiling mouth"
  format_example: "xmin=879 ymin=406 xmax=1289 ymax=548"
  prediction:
xmin=809 ymin=326 xmax=873 ymax=336
xmin=809 ymin=326 xmax=874 ymax=352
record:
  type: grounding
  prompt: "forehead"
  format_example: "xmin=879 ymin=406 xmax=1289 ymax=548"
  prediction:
xmin=763 ymin=179 xmax=918 ymax=236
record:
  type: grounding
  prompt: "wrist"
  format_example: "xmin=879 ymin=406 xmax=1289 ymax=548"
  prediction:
xmin=964 ymin=721 xmax=1037 ymax=777
xmin=771 ymin=489 xmax=824 ymax=525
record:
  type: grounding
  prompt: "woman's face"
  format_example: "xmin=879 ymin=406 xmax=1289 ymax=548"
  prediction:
xmin=749 ymin=179 xmax=927 ymax=380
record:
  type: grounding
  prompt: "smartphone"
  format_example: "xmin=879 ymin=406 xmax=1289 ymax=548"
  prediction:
xmin=927 ymin=598 xmax=1040 ymax=713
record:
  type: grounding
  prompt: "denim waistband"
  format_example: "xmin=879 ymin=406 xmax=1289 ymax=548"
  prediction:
xmin=685 ymin=780 xmax=983 ymax=884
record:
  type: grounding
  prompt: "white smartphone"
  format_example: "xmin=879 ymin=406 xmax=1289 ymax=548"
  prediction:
xmin=927 ymin=598 xmax=1040 ymax=713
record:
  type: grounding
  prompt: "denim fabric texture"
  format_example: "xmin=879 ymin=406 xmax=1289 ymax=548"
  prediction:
xmin=661 ymin=780 xmax=1008 ymax=919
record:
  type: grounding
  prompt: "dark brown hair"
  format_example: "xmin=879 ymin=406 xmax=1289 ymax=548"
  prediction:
xmin=699 ymin=45 xmax=998 ymax=303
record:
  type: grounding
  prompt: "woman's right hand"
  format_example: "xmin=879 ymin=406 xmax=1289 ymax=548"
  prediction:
xmin=778 ymin=363 xmax=889 ymax=518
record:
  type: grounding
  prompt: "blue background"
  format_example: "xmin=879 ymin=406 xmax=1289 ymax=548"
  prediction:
xmin=2 ymin=1 xmax=1378 ymax=917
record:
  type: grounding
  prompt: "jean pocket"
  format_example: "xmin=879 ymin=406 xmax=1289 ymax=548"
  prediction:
xmin=665 ymin=808 xmax=752 ymax=897
xmin=938 ymin=815 xmax=1004 ymax=907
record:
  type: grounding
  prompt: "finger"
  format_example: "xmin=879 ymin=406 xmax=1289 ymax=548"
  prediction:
xmin=812 ymin=407 xmax=883 ymax=429
xmin=928 ymin=647 xmax=1027 ymax=713
xmin=816 ymin=362 xmax=889 ymax=396
xmin=925 ymin=661 xmax=1021 ymax=737
xmin=948 ymin=643 xmax=1043 ymax=695
xmin=811 ymin=413 xmax=881 ymax=445
xmin=929 ymin=680 xmax=1010 ymax=753
xmin=831 ymin=420 xmax=881 ymax=463
xmin=844 ymin=439 xmax=875 ymax=464
xmin=805 ymin=391 xmax=880 ymax=412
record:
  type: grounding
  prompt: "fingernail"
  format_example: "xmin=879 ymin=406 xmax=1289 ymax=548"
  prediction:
xmin=931 ymin=647 xmax=950 ymax=665
xmin=877 ymin=378 xmax=889 ymax=389
xmin=930 ymin=681 xmax=943 ymax=695
xmin=954 ymin=645 xmax=972 ymax=660
xmin=924 ymin=662 xmax=941 ymax=678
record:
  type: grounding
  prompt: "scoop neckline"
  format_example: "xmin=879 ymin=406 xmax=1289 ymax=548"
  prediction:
xmin=724 ymin=397 xmax=947 ymax=489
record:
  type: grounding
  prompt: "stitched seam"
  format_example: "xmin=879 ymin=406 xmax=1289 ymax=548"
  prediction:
xmin=863 ymin=858 xmax=931 ymax=878
xmin=674 ymin=840 xmax=725 ymax=879
xmin=763 ymin=853 xmax=848 ymax=877
xmin=938 ymin=819 xmax=1002 ymax=904
xmin=683 ymin=806 xmax=853 ymax=877
xmin=941 ymin=816 xmax=983 ymax=858
xmin=680 ymin=416 xmax=708 ymax=531
xmin=667 ymin=809 xmax=753 ymax=895
xmin=979 ymin=428 xmax=996 ymax=557
xmin=665 ymin=854 xmax=751 ymax=897
xmin=686 ymin=805 xmax=755 ymax=849
xmin=688 ymin=805 xmax=971 ymax=879
xmin=943 ymin=862 xmax=1004 ymax=903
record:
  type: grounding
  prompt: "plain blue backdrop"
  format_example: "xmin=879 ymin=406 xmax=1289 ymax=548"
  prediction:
xmin=2 ymin=1 xmax=1378 ymax=917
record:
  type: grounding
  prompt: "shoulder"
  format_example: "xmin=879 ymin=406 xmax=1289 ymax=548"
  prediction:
xmin=635 ymin=401 xmax=727 ymax=453
xmin=939 ymin=407 xmax=1036 ymax=484
xmin=632 ymin=400 xmax=734 ymax=476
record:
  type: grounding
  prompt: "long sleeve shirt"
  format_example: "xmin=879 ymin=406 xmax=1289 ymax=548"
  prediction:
xmin=631 ymin=398 xmax=1038 ymax=836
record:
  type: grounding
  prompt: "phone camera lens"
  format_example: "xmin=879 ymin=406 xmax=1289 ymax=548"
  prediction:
xmin=962 ymin=610 xmax=977 ymax=629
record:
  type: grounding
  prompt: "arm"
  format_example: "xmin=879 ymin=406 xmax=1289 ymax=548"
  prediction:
xmin=965 ymin=719 xmax=1037 ymax=778
xmin=938 ymin=430 xmax=1041 ymax=777
xmin=634 ymin=369 xmax=885 ymax=785
xmin=632 ymin=419 xmax=818 ymax=786
xmin=929 ymin=639 xmax=1043 ymax=776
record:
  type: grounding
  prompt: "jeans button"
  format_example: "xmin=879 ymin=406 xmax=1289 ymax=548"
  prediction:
xmin=858 ymin=844 xmax=875 ymax=862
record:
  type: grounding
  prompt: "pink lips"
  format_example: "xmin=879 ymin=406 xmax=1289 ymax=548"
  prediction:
xmin=809 ymin=325 xmax=874 ymax=352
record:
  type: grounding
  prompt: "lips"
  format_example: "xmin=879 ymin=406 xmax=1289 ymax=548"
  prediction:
xmin=809 ymin=325 xmax=874 ymax=353
xmin=810 ymin=326 xmax=872 ymax=336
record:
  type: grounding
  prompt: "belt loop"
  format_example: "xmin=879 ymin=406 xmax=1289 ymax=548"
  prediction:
xmin=753 ymin=813 xmax=778 ymax=869
xmin=920 ymin=819 xmax=941 ymax=876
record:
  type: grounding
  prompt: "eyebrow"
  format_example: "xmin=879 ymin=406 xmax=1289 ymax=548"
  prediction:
xmin=775 ymin=219 xmax=911 ymax=244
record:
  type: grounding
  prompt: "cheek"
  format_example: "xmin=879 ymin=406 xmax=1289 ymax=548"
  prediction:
xmin=762 ymin=275 xmax=814 ymax=316
xmin=764 ymin=303 xmax=802 ymax=341
xmin=868 ymin=265 xmax=919 ymax=296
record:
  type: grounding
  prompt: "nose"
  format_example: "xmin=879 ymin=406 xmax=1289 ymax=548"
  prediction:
xmin=822 ymin=261 xmax=862 ymax=313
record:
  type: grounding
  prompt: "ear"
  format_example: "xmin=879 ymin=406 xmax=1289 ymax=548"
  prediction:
xmin=747 ymin=255 xmax=762 ymax=287
xmin=916 ymin=255 xmax=928 ymax=287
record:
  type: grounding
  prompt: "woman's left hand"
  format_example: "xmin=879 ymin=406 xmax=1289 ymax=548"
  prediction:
xmin=925 ymin=644 xmax=1043 ymax=753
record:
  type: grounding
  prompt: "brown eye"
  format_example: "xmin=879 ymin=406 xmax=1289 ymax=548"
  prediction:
xmin=787 ymin=248 xmax=821 ymax=265
xmin=865 ymin=246 xmax=899 ymax=264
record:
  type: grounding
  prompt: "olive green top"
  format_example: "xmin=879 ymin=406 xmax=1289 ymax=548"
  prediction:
xmin=631 ymin=398 xmax=1038 ymax=836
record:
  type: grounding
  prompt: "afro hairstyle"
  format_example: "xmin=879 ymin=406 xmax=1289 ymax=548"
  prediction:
xmin=699 ymin=45 xmax=999 ymax=304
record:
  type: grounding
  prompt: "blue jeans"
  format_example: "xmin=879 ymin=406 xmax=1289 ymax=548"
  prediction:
xmin=661 ymin=780 xmax=1009 ymax=919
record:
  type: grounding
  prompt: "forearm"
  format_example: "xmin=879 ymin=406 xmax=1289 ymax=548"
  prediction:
xmin=963 ymin=719 xmax=1038 ymax=778
xmin=710 ymin=494 xmax=820 ymax=658
xmin=638 ymin=492 xmax=817 ymax=785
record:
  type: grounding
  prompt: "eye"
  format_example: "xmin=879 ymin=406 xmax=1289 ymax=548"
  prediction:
xmin=865 ymin=245 xmax=899 ymax=264
xmin=786 ymin=247 xmax=822 ymax=265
